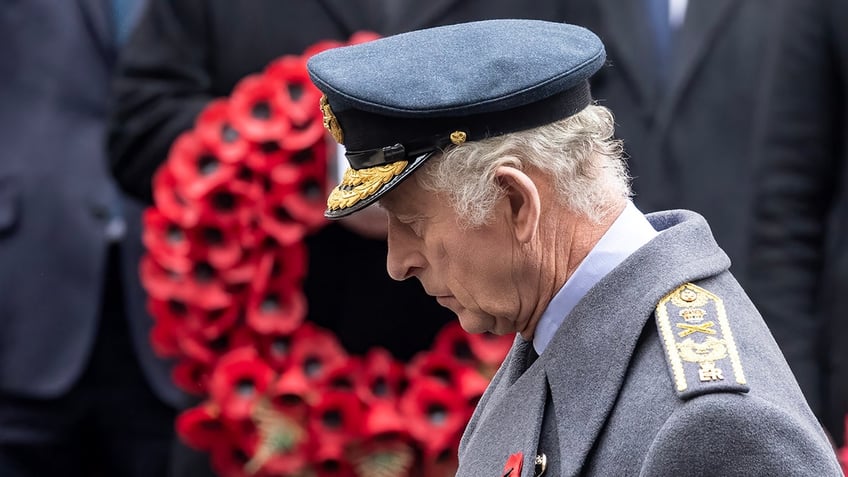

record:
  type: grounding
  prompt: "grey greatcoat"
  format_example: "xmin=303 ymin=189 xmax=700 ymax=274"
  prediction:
xmin=457 ymin=210 xmax=841 ymax=476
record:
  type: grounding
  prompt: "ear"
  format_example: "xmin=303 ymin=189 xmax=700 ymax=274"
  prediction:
xmin=494 ymin=166 xmax=541 ymax=243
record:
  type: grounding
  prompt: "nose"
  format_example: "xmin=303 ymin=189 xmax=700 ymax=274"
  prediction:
xmin=386 ymin=219 xmax=425 ymax=281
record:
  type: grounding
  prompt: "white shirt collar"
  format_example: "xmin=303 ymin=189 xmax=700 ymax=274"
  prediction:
xmin=532 ymin=201 xmax=658 ymax=355
xmin=670 ymin=0 xmax=688 ymax=29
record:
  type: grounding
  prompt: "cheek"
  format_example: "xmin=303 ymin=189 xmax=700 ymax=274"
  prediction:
xmin=449 ymin=245 xmax=518 ymax=309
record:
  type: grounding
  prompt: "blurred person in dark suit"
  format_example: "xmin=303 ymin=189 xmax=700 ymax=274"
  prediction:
xmin=747 ymin=0 xmax=848 ymax=446
xmin=579 ymin=0 xmax=775 ymax=286
xmin=0 ymin=0 xmax=183 ymax=476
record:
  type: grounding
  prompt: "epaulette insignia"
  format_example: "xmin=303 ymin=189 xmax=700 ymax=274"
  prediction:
xmin=655 ymin=283 xmax=749 ymax=399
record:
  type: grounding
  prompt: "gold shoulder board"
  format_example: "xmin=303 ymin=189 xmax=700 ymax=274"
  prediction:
xmin=655 ymin=283 xmax=749 ymax=399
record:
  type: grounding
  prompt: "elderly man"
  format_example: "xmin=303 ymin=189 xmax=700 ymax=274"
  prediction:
xmin=307 ymin=20 xmax=841 ymax=476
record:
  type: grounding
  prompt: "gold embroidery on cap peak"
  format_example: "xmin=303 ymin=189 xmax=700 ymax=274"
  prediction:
xmin=327 ymin=161 xmax=408 ymax=211
xmin=319 ymin=95 xmax=344 ymax=144
xmin=656 ymin=283 xmax=747 ymax=393
xmin=450 ymin=131 xmax=467 ymax=145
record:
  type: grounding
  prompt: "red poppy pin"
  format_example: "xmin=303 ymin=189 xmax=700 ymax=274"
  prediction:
xmin=503 ymin=452 xmax=523 ymax=476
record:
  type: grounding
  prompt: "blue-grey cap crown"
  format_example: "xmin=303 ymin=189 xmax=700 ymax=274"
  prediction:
xmin=307 ymin=19 xmax=606 ymax=118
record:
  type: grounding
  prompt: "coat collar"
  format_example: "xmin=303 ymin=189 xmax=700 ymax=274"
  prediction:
xmin=539 ymin=209 xmax=729 ymax=474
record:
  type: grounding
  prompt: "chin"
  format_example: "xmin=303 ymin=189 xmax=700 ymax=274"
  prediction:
xmin=456 ymin=314 xmax=496 ymax=335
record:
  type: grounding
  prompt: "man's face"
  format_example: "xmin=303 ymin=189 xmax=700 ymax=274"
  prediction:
xmin=379 ymin=176 xmax=527 ymax=335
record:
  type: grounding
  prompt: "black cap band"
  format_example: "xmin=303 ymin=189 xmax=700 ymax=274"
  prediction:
xmin=340 ymin=80 xmax=592 ymax=170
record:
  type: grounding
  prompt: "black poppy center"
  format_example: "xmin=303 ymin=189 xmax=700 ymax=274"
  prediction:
xmin=260 ymin=293 xmax=280 ymax=313
xmin=221 ymin=123 xmax=239 ymax=143
xmin=165 ymin=224 xmax=184 ymax=243
xmin=304 ymin=356 xmax=322 ymax=377
xmin=271 ymin=337 xmax=290 ymax=356
xmin=235 ymin=378 xmax=255 ymax=396
xmin=211 ymin=191 xmax=236 ymax=211
xmin=197 ymin=154 xmax=219 ymax=175
xmin=371 ymin=377 xmax=389 ymax=396
xmin=251 ymin=101 xmax=272 ymax=120
xmin=322 ymin=409 xmax=343 ymax=429
xmin=427 ymin=403 xmax=448 ymax=425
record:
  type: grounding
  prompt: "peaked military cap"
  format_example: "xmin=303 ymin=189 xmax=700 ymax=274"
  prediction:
xmin=306 ymin=19 xmax=606 ymax=218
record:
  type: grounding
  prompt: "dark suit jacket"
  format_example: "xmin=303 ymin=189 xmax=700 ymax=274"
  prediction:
xmin=747 ymin=0 xmax=848 ymax=445
xmin=581 ymin=0 xmax=776 ymax=285
xmin=0 ymin=0 xmax=182 ymax=406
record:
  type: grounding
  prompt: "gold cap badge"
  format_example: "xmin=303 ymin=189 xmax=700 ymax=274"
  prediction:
xmin=319 ymin=95 xmax=344 ymax=144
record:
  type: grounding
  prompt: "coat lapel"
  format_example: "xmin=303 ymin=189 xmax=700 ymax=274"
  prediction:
xmin=74 ymin=0 xmax=115 ymax=62
xmin=541 ymin=211 xmax=730 ymax=475
xmin=655 ymin=0 xmax=739 ymax=131
xmin=595 ymin=0 xmax=662 ymax=110
xmin=456 ymin=362 xmax=549 ymax=477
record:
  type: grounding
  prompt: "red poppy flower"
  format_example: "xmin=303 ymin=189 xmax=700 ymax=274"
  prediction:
xmin=191 ymin=259 xmax=237 ymax=305
xmin=455 ymin=367 xmax=490 ymax=407
xmin=139 ymin=255 xmax=188 ymax=302
xmin=228 ymin=74 xmax=291 ymax=143
xmin=357 ymin=348 xmax=406 ymax=404
xmin=217 ymin=251 xmax=260 ymax=286
xmin=264 ymin=57 xmax=326 ymax=151
xmin=169 ymin=131 xmax=237 ymax=200
xmin=399 ymin=378 xmax=469 ymax=458
xmin=362 ymin=401 xmax=408 ymax=440
xmin=149 ymin=297 xmax=240 ymax=343
xmin=209 ymin=348 xmax=276 ymax=421
xmin=195 ymin=99 xmax=252 ymax=164
xmin=152 ymin=163 xmax=200 ymax=228
xmin=503 ymin=452 xmax=524 ymax=477
xmin=289 ymin=324 xmax=348 ymax=383
xmin=246 ymin=249 xmax=308 ymax=335
xmin=468 ymin=332 xmax=514 ymax=366
xmin=318 ymin=357 xmax=362 ymax=393
xmin=254 ymin=332 xmax=293 ymax=373
xmin=147 ymin=300 xmax=181 ymax=358
xmin=176 ymin=404 xmax=227 ymax=451
xmin=142 ymin=256 xmax=233 ymax=312
xmin=312 ymin=439 xmax=357 ymax=477
xmin=277 ymin=151 xmax=329 ymax=231
xmin=209 ymin=438 xmax=253 ymax=477
xmin=422 ymin=436 xmax=461 ymax=477
xmin=309 ymin=390 xmax=364 ymax=445
xmin=244 ymin=140 xmax=290 ymax=173
xmin=142 ymin=208 xmax=193 ymax=273
xmin=258 ymin=188 xmax=309 ymax=246
xmin=191 ymin=220 xmax=243 ymax=271
xmin=195 ymin=184 xmax=254 ymax=229
xmin=177 ymin=331 xmax=228 ymax=366
xmin=268 ymin=367 xmax=313 ymax=419
xmin=171 ymin=358 xmax=212 ymax=395
xmin=432 ymin=322 xmax=477 ymax=364
xmin=407 ymin=350 xmax=464 ymax=388
xmin=247 ymin=280 xmax=306 ymax=334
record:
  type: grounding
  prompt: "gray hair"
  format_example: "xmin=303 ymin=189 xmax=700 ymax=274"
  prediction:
xmin=415 ymin=104 xmax=631 ymax=227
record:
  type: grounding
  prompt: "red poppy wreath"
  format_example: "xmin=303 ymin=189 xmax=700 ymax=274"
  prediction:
xmin=141 ymin=33 xmax=514 ymax=477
